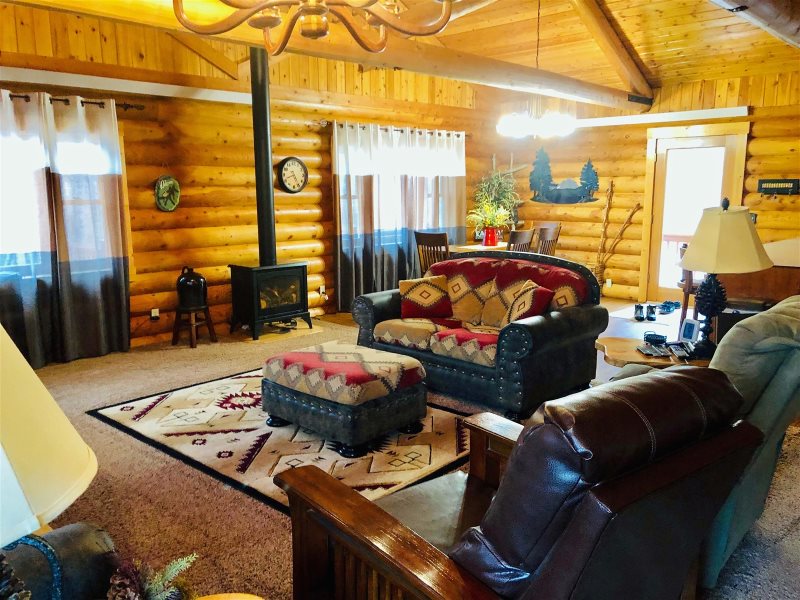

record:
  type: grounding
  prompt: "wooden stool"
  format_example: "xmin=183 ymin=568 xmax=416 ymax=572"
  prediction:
xmin=172 ymin=306 xmax=218 ymax=348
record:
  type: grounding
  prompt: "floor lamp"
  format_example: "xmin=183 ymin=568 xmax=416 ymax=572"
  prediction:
xmin=680 ymin=199 xmax=773 ymax=359
xmin=0 ymin=324 xmax=98 ymax=595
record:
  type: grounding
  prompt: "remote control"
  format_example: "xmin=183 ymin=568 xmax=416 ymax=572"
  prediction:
xmin=668 ymin=343 xmax=690 ymax=360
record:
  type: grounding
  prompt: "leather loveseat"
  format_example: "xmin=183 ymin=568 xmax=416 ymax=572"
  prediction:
xmin=352 ymin=251 xmax=608 ymax=418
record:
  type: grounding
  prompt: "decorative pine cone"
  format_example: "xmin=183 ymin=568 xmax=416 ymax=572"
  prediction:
xmin=695 ymin=275 xmax=727 ymax=318
xmin=107 ymin=571 xmax=143 ymax=600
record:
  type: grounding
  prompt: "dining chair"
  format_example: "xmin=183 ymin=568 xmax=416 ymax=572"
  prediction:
xmin=506 ymin=229 xmax=536 ymax=252
xmin=678 ymin=243 xmax=701 ymax=327
xmin=414 ymin=231 xmax=450 ymax=275
xmin=530 ymin=221 xmax=562 ymax=255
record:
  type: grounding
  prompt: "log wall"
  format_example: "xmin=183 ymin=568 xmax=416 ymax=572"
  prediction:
xmin=473 ymin=72 xmax=800 ymax=301
xmin=2 ymin=4 xmax=798 ymax=340
xmin=120 ymin=91 xmax=483 ymax=346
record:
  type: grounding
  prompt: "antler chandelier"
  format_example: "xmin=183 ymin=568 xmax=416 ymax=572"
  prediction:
xmin=173 ymin=0 xmax=454 ymax=55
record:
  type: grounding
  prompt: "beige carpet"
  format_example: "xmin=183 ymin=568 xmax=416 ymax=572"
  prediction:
xmin=92 ymin=369 xmax=468 ymax=509
xmin=44 ymin=320 xmax=359 ymax=598
xmin=38 ymin=315 xmax=800 ymax=598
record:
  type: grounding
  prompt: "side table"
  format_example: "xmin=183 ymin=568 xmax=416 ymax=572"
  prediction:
xmin=596 ymin=337 xmax=711 ymax=369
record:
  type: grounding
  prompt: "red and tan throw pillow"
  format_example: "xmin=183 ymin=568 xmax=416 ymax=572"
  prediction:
xmin=399 ymin=275 xmax=453 ymax=319
xmin=427 ymin=257 xmax=500 ymax=324
xmin=480 ymin=279 xmax=554 ymax=328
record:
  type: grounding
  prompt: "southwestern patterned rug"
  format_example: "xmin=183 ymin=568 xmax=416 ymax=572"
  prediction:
xmin=89 ymin=370 xmax=469 ymax=511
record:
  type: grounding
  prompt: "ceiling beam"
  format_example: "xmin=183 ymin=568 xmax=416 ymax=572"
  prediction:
xmin=568 ymin=0 xmax=652 ymax=97
xmin=7 ymin=0 xmax=651 ymax=111
xmin=708 ymin=0 xmax=800 ymax=48
xmin=168 ymin=31 xmax=239 ymax=79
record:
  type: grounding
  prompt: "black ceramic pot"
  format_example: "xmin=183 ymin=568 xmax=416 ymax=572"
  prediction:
xmin=176 ymin=266 xmax=208 ymax=309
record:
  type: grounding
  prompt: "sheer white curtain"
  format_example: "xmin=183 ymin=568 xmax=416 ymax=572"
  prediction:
xmin=333 ymin=122 xmax=466 ymax=310
xmin=0 ymin=90 xmax=128 ymax=367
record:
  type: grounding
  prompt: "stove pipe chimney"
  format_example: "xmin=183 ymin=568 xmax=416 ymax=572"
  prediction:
xmin=250 ymin=47 xmax=277 ymax=267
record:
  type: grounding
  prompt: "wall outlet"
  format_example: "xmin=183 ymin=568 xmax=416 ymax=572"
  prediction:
xmin=319 ymin=284 xmax=326 ymax=295
xmin=605 ymin=278 xmax=613 ymax=288
xmin=150 ymin=308 xmax=160 ymax=321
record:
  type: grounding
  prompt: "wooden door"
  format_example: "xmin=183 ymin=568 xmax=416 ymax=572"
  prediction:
xmin=644 ymin=124 xmax=748 ymax=302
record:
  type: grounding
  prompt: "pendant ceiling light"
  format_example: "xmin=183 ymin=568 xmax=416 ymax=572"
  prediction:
xmin=495 ymin=0 xmax=576 ymax=139
xmin=173 ymin=0 xmax=454 ymax=55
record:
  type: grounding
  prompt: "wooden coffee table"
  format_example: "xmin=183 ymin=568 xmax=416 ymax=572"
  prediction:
xmin=596 ymin=337 xmax=711 ymax=368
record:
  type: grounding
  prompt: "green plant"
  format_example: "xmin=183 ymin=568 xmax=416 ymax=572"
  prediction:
xmin=108 ymin=553 xmax=198 ymax=600
xmin=474 ymin=170 xmax=522 ymax=223
xmin=467 ymin=201 xmax=513 ymax=231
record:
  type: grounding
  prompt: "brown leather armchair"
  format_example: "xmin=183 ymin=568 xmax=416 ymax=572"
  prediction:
xmin=276 ymin=367 xmax=762 ymax=600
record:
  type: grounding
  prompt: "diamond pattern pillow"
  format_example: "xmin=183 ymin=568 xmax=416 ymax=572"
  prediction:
xmin=399 ymin=275 xmax=453 ymax=319
xmin=503 ymin=280 xmax=554 ymax=326
xmin=481 ymin=279 xmax=554 ymax=328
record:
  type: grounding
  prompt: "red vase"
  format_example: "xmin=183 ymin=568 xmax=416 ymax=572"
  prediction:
xmin=483 ymin=227 xmax=499 ymax=246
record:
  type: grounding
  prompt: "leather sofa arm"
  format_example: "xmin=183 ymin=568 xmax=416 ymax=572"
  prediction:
xmin=352 ymin=290 xmax=401 ymax=345
xmin=275 ymin=465 xmax=496 ymax=600
xmin=499 ymin=305 xmax=609 ymax=357
xmin=464 ymin=413 xmax=523 ymax=488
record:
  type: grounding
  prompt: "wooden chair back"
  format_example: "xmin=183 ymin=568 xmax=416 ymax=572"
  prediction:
xmin=678 ymin=243 xmax=700 ymax=326
xmin=530 ymin=221 xmax=562 ymax=255
xmin=415 ymin=231 xmax=450 ymax=275
xmin=506 ymin=229 xmax=536 ymax=252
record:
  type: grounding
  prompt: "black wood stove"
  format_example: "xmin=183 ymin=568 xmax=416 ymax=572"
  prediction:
xmin=229 ymin=263 xmax=312 ymax=339
xmin=229 ymin=48 xmax=312 ymax=340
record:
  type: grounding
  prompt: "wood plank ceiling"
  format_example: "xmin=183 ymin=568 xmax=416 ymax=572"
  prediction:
xmin=411 ymin=0 xmax=800 ymax=89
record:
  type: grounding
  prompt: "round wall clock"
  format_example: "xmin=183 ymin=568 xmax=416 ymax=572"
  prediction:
xmin=276 ymin=157 xmax=309 ymax=194
xmin=154 ymin=175 xmax=180 ymax=212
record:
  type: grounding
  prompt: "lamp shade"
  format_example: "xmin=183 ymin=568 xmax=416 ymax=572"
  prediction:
xmin=680 ymin=206 xmax=774 ymax=274
xmin=0 ymin=325 xmax=97 ymax=547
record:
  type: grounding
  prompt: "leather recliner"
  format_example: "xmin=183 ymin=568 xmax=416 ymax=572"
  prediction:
xmin=276 ymin=366 xmax=762 ymax=600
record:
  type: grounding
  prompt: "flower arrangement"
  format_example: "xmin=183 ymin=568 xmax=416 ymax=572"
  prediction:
xmin=473 ymin=170 xmax=521 ymax=225
xmin=107 ymin=553 xmax=198 ymax=600
xmin=466 ymin=201 xmax=513 ymax=231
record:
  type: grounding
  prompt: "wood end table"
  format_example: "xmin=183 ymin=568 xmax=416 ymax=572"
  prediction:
xmin=596 ymin=337 xmax=711 ymax=369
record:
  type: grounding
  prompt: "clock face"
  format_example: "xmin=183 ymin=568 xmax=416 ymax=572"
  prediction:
xmin=278 ymin=157 xmax=308 ymax=194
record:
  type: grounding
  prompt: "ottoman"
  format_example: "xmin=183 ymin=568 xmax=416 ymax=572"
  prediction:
xmin=262 ymin=341 xmax=427 ymax=457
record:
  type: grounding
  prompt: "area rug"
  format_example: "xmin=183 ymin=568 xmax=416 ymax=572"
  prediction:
xmin=89 ymin=370 xmax=469 ymax=511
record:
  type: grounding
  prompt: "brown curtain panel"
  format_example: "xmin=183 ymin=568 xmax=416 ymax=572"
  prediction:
xmin=0 ymin=90 xmax=129 ymax=367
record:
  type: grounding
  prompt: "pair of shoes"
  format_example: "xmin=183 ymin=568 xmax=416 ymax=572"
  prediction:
xmin=635 ymin=304 xmax=658 ymax=321
xmin=658 ymin=300 xmax=682 ymax=315
xmin=634 ymin=304 xmax=645 ymax=321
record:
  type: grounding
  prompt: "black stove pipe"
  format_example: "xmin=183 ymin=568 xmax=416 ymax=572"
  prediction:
xmin=250 ymin=47 xmax=277 ymax=267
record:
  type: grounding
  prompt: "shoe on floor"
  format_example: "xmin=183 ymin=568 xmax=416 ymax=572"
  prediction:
xmin=658 ymin=302 xmax=675 ymax=314
xmin=634 ymin=304 xmax=645 ymax=321
xmin=646 ymin=305 xmax=657 ymax=321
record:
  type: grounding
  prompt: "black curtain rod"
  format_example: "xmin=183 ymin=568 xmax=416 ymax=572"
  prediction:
xmin=8 ymin=93 xmax=144 ymax=111
xmin=333 ymin=122 xmax=467 ymax=138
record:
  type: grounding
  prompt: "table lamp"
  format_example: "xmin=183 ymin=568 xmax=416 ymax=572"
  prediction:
xmin=680 ymin=198 xmax=773 ymax=359
xmin=1 ymin=324 xmax=97 ymax=587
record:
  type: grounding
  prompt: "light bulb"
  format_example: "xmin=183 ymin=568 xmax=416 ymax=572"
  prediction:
xmin=536 ymin=112 xmax=577 ymax=138
xmin=496 ymin=113 xmax=537 ymax=138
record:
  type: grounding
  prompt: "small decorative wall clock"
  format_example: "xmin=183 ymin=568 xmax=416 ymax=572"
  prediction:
xmin=154 ymin=175 xmax=181 ymax=212
xmin=276 ymin=156 xmax=309 ymax=194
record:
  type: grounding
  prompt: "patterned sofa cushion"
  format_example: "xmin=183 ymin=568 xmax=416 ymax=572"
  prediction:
xmin=494 ymin=259 xmax=589 ymax=310
xmin=399 ymin=275 xmax=453 ymax=319
xmin=374 ymin=317 xmax=462 ymax=350
xmin=430 ymin=327 xmax=499 ymax=368
xmin=263 ymin=341 xmax=426 ymax=406
xmin=480 ymin=279 xmax=555 ymax=328
xmin=427 ymin=258 xmax=502 ymax=325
